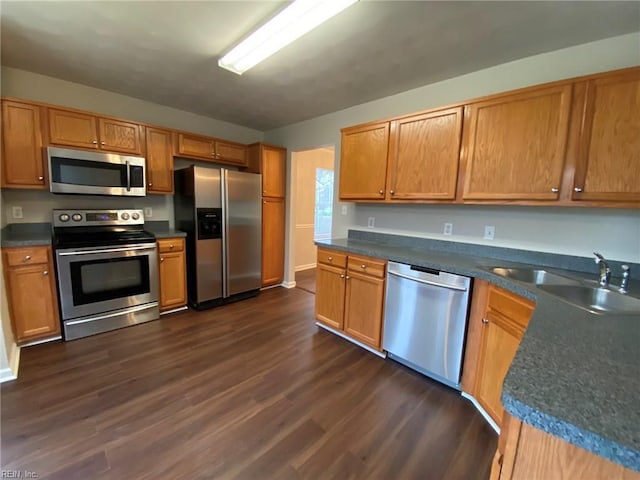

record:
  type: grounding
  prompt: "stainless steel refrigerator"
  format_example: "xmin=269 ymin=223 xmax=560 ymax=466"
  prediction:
xmin=174 ymin=165 xmax=262 ymax=309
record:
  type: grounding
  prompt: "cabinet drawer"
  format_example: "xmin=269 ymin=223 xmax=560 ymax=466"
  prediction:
xmin=348 ymin=255 xmax=386 ymax=279
xmin=158 ymin=238 xmax=184 ymax=253
xmin=4 ymin=247 xmax=49 ymax=267
xmin=487 ymin=285 xmax=535 ymax=330
xmin=317 ymin=249 xmax=347 ymax=268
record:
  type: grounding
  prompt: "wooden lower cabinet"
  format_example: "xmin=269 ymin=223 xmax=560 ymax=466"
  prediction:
xmin=157 ymin=238 xmax=187 ymax=312
xmin=315 ymin=248 xmax=386 ymax=350
xmin=492 ymin=414 xmax=640 ymax=480
xmin=462 ymin=281 xmax=535 ymax=427
xmin=2 ymin=246 xmax=61 ymax=344
xmin=262 ymin=197 xmax=285 ymax=287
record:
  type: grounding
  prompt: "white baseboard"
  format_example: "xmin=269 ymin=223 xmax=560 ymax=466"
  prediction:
xmin=0 ymin=343 xmax=21 ymax=383
xmin=295 ymin=263 xmax=316 ymax=272
xmin=282 ymin=281 xmax=297 ymax=289
xmin=315 ymin=322 xmax=386 ymax=359
xmin=461 ymin=391 xmax=500 ymax=434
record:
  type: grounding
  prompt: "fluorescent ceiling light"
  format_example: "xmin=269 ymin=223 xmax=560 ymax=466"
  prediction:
xmin=218 ymin=0 xmax=358 ymax=75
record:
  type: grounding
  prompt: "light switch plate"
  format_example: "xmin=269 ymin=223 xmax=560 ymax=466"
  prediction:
xmin=341 ymin=205 xmax=348 ymax=215
xmin=12 ymin=206 xmax=23 ymax=219
xmin=367 ymin=217 xmax=375 ymax=228
xmin=443 ymin=223 xmax=453 ymax=235
xmin=484 ymin=225 xmax=495 ymax=240
xmin=144 ymin=207 xmax=153 ymax=218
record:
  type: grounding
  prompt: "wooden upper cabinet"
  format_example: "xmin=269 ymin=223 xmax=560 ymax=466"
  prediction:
xmin=175 ymin=132 xmax=215 ymax=160
xmin=48 ymin=108 xmax=99 ymax=149
xmin=1 ymin=100 xmax=46 ymax=188
xmin=98 ymin=118 xmax=142 ymax=155
xmin=387 ymin=107 xmax=463 ymax=200
xmin=215 ymin=140 xmax=247 ymax=166
xmin=339 ymin=121 xmax=390 ymax=200
xmin=572 ymin=69 xmax=640 ymax=202
xmin=262 ymin=145 xmax=286 ymax=198
xmin=462 ymin=85 xmax=572 ymax=201
xmin=48 ymin=108 xmax=142 ymax=154
xmin=145 ymin=127 xmax=174 ymax=194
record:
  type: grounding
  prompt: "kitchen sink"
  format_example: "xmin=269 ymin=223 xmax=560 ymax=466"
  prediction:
xmin=538 ymin=284 xmax=640 ymax=315
xmin=490 ymin=267 xmax=580 ymax=286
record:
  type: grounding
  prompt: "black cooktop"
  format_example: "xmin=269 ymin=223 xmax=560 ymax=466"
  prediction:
xmin=53 ymin=225 xmax=156 ymax=249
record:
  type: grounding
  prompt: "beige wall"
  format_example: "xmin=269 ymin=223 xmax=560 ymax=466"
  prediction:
xmin=292 ymin=148 xmax=334 ymax=271
xmin=265 ymin=32 xmax=640 ymax=284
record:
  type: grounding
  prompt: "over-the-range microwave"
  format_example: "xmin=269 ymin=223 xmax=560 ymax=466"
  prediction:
xmin=47 ymin=147 xmax=146 ymax=197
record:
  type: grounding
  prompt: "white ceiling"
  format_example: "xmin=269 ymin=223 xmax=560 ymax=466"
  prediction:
xmin=2 ymin=1 xmax=639 ymax=131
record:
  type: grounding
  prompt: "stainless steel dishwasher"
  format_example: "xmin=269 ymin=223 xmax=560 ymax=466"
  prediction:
xmin=383 ymin=261 xmax=472 ymax=390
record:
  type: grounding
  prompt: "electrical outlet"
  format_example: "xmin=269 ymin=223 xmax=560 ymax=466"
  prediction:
xmin=367 ymin=217 xmax=375 ymax=228
xmin=144 ymin=207 xmax=153 ymax=218
xmin=443 ymin=223 xmax=453 ymax=236
xmin=11 ymin=206 xmax=23 ymax=219
xmin=484 ymin=225 xmax=495 ymax=240
xmin=341 ymin=205 xmax=348 ymax=215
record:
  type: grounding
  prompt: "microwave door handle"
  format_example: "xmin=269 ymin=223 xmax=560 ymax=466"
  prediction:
xmin=125 ymin=161 xmax=131 ymax=191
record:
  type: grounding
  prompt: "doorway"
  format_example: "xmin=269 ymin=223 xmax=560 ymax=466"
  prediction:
xmin=291 ymin=147 xmax=335 ymax=294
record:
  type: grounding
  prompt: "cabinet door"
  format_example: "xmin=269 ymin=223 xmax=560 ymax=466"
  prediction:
xmin=462 ymin=85 xmax=572 ymax=200
xmin=262 ymin=145 xmax=286 ymax=198
xmin=145 ymin=127 xmax=174 ymax=194
xmin=48 ymin=108 xmax=99 ymax=149
xmin=215 ymin=140 xmax=247 ymax=166
xmin=1 ymin=101 xmax=46 ymax=188
xmin=98 ymin=118 xmax=142 ymax=154
xmin=343 ymin=271 xmax=385 ymax=348
xmin=262 ymin=197 xmax=285 ymax=287
xmin=339 ymin=122 xmax=390 ymax=200
xmin=4 ymin=255 xmax=60 ymax=344
xmin=159 ymin=251 xmax=187 ymax=311
xmin=175 ymin=133 xmax=215 ymax=160
xmin=387 ymin=107 xmax=463 ymax=200
xmin=572 ymin=70 xmax=640 ymax=202
xmin=315 ymin=263 xmax=346 ymax=330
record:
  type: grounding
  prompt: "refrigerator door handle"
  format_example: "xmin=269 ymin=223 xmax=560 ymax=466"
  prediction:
xmin=221 ymin=168 xmax=229 ymax=298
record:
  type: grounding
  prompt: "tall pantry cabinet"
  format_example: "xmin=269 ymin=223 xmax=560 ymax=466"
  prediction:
xmin=246 ymin=143 xmax=287 ymax=287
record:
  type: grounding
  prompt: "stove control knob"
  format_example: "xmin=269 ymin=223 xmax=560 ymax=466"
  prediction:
xmin=131 ymin=212 xmax=140 ymax=220
xmin=121 ymin=212 xmax=130 ymax=220
xmin=58 ymin=213 xmax=70 ymax=222
xmin=72 ymin=214 xmax=82 ymax=222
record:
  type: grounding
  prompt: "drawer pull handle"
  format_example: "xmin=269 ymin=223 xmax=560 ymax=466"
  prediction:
xmin=24 ymin=255 xmax=31 ymax=261
xmin=328 ymin=256 xmax=333 ymax=261
xmin=482 ymin=318 xmax=489 ymax=325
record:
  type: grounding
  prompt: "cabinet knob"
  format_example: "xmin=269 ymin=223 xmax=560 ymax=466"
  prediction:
xmin=482 ymin=318 xmax=489 ymax=325
xmin=345 ymin=275 xmax=350 ymax=280
xmin=38 ymin=176 xmax=44 ymax=181
xmin=24 ymin=255 xmax=31 ymax=261
xmin=378 ymin=190 xmax=384 ymax=195
xmin=43 ymin=270 xmax=48 ymax=276
xmin=551 ymin=187 xmax=559 ymax=193
xmin=160 ymin=257 xmax=164 ymax=262
xmin=263 ymin=200 xmax=267 ymax=204
xmin=574 ymin=186 xmax=583 ymax=193
xmin=148 ymin=183 xmax=153 ymax=187
xmin=100 ymin=141 xmax=106 ymax=146
xmin=169 ymin=244 xmax=174 ymax=249
xmin=328 ymin=256 xmax=333 ymax=261
xmin=390 ymin=190 xmax=395 ymax=195
xmin=340 ymin=274 xmax=345 ymax=279
xmin=361 ymin=264 xmax=366 ymax=269
xmin=92 ymin=140 xmax=98 ymax=144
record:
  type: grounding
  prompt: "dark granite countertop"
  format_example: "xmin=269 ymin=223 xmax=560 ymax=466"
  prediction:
xmin=317 ymin=232 xmax=640 ymax=472
xmin=145 ymin=221 xmax=187 ymax=239
xmin=1 ymin=223 xmax=52 ymax=247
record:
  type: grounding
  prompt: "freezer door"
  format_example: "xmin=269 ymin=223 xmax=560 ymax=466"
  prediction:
xmin=223 ymin=169 xmax=262 ymax=296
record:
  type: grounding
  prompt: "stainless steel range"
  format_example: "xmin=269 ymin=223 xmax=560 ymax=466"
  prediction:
xmin=52 ymin=209 xmax=159 ymax=340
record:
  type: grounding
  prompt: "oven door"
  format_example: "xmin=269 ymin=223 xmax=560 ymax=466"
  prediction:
xmin=55 ymin=243 xmax=158 ymax=320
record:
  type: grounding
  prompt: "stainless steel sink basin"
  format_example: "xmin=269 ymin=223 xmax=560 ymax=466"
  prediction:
xmin=538 ymin=285 xmax=640 ymax=315
xmin=490 ymin=267 xmax=580 ymax=286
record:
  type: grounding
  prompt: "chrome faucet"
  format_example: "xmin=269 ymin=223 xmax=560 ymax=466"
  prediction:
xmin=593 ymin=252 xmax=611 ymax=287
xmin=619 ymin=265 xmax=630 ymax=294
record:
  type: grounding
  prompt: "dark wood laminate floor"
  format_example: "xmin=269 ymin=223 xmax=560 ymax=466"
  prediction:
xmin=1 ymin=287 xmax=496 ymax=480
xmin=295 ymin=268 xmax=316 ymax=294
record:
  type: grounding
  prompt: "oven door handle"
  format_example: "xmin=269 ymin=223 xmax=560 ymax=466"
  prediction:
xmin=57 ymin=245 xmax=156 ymax=256
xmin=126 ymin=160 xmax=131 ymax=191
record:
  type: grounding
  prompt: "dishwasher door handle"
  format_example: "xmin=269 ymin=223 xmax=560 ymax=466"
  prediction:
xmin=388 ymin=270 xmax=468 ymax=292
